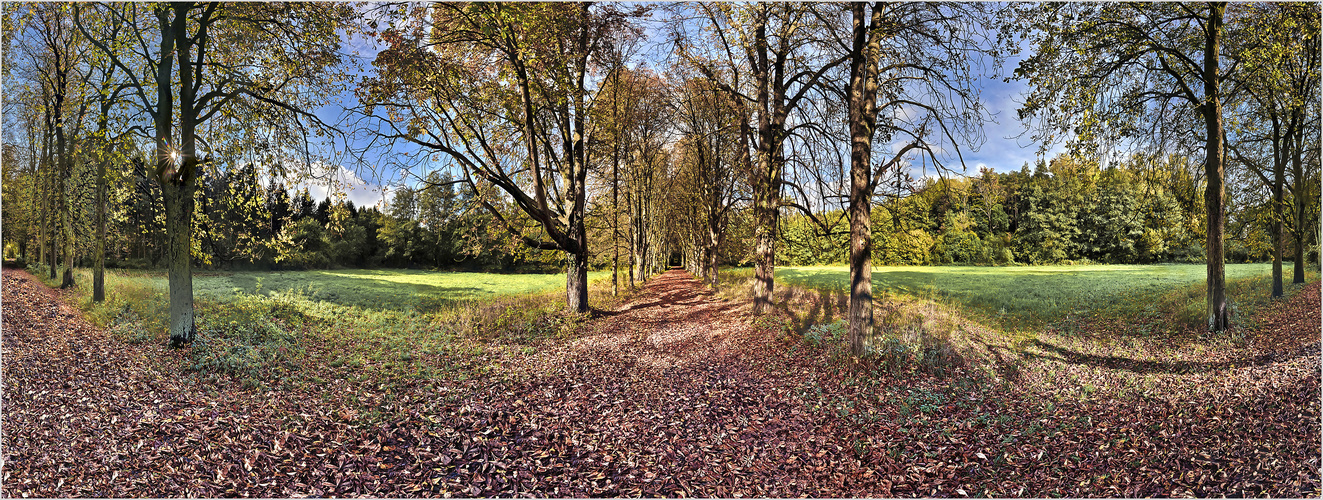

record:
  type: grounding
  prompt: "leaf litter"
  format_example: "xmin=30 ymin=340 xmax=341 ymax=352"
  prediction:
xmin=2 ymin=267 xmax=1318 ymax=497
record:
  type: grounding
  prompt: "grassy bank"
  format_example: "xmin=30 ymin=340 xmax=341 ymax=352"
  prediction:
xmin=717 ymin=262 xmax=1318 ymax=381
xmin=27 ymin=265 xmax=621 ymax=414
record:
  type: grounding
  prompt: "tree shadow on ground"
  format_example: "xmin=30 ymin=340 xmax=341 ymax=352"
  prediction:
xmin=593 ymin=271 xmax=731 ymax=317
xmin=772 ymin=288 xmax=845 ymax=335
xmin=217 ymin=272 xmax=484 ymax=312
xmin=972 ymin=333 xmax=1318 ymax=380
xmin=1021 ymin=339 xmax=1310 ymax=375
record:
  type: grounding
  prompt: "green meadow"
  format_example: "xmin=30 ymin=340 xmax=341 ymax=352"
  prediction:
xmin=60 ymin=267 xmax=611 ymax=394
xmin=774 ymin=263 xmax=1304 ymax=327
xmin=94 ymin=268 xmax=608 ymax=311
xmin=194 ymin=268 xmax=609 ymax=310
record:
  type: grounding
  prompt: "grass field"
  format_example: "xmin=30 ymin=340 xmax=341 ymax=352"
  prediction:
xmin=773 ymin=263 xmax=1313 ymax=327
xmin=47 ymin=266 xmax=614 ymax=395
xmin=194 ymin=268 xmax=610 ymax=310
xmin=87 ymin=268 xmax=608 ymax=311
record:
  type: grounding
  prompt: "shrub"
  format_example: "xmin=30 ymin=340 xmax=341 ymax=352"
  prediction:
xmin=804 ymin=320 xmax=847 ymax=348
xmin=872 ymin=334 xmax=915 ymax=373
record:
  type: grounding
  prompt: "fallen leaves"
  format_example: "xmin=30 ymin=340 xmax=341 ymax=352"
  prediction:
xmin=1 ymin=268 xmax=1319 ymax=497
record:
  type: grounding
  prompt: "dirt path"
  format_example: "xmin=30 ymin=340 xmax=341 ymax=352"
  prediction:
xmin=474 ymin=270 xmax=884 ymax=496
xmin=3 ymin=267 xmax=1318 ymax=497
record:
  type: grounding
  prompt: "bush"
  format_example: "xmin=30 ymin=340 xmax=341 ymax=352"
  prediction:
xmin=1171 ymin=243 xmax=1206 ymax=264
xmin=978 ymin=233 xmax=1016 ymax=265
xmin=804 ymin=320 xmax=846 ymax=348
xmin=872 ymin=334 xmax=915 ymax=373
xmin=274 ymin=218 xmax=331 ymax=269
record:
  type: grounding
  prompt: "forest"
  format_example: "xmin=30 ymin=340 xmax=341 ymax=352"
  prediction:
xmin=1 ymin=2 xmax=1320 ymax=497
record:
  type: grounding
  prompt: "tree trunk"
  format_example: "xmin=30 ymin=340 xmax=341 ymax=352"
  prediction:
xmin=752 ymin=190 xmax=776 ymax=313
xmin=163 ymin=175 xmax=197 ymax=347
xmin=1203 ymin=2 xmax=1228 ymax=331
xmin=632 ymin=190 xmax=647 ymax=284
xmin=55 ymin=76 xmax=74 ymax=289
xmin=94 ymin=155 xmax=108 ymax=302
xmin=707 ymin=226 xmax=720 ymax=291
xmin=566 ymin=249 xmax=589 ymax=313
xmin=1292 ymin=126 xmax=1308 ymax=284
xmin=1271 ymin=133 xmax=1285 ymax=298
xmin=612 ymin=143 xmax=620 ymax=296
xmin=164 ymin=2 xmax=194 ymax=347
xmin=59 ymin=192 xmax=74 ymax=288
xmin=37 ymin=163 xmax=47 ymax=272
xmin=48 ymin=184 xmax=59 ymax=280
xmin=846 ymin=2 xmax=881 ymax=357
xmin=1271 ymin=189 xmax=1284 ymax=298
xmin=751 ymin=144 xmax=779 ymax=313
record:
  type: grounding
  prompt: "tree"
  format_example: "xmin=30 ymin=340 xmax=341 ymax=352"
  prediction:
xmin=836 ymin=2 xmax=999 ymax=355
xmin=1017 ymin=2 xmax=1238 ymax=331
xmin=77 ymin=2 xmax=354 ymax=345
xmin=666 ymin=73 xmax=740 ymax=288
xmin=417 ymin=170 xmax=462 ymax=267
xmin=672 ymin=3 xmax=848 ymax=313
xmin=75 ymin=9 xmax=135 ymax=301
xmin=360 ymin=3 xmax=639 ymax=313
xmin=15 ymin=4 xmax=93 ymax=288
xmin=1227 ymin=3 xmax=1320 ymax=293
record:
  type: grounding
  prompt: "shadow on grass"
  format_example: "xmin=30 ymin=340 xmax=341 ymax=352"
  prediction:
xmin=216 ymin=273 xmax=485 ymax=312
xmin=783 ymin=288 xmax=845 ymax=335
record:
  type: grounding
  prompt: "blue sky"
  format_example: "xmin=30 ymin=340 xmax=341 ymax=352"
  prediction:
xmin=305 ymin=8 xmax=1060 ymax=210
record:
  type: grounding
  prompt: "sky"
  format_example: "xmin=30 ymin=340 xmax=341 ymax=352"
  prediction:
xmin=303 ymin=6 xmax=1063 ymax=210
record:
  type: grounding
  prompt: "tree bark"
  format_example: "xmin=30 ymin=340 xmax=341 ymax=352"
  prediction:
xmin=160 ymin=3 xmax=195 ymax=347
xmin=751 ymin=181 xmax=776 ymax=313
xmin=1203 ymin=2 xmax=1229 ymax=331
xmin=566 ymin=248 xmax=589 ymax=313
xmin=846 ymin=2 xmax=881 ymax=357
xmin=94 ymin=153 xmax=108 ymax=302
xmin=57 ymin=146 xmax=75 ymax=288
xmin=1271 ymin=130 xmax=1285 ymax=298
xmin=707 ymin=225 xmax=720 ymax=291
xmin=1291 ymin=118 xmax=1309 ymax=284
xmin=163 ymin=174 xmax=197 ymax=346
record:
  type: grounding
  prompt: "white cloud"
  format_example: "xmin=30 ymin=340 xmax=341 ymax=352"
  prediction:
xmin=295 ymin=164 xmax=390 ymax=210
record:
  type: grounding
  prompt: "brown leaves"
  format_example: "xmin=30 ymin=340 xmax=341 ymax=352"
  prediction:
xmin=2 ymin=268 xmax=1320 ymax=497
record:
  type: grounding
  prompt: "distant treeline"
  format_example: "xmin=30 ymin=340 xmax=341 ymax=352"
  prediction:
xmin=7 ymin=151 xmax=1316 ymax=273
xmin=8 ymin=161 xmax=563 ymax=272
xmin=777 ymin=153 xmax=1318 ymax=267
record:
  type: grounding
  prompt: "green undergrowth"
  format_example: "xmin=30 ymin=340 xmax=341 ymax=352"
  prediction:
xmin=31 ymin=266 xmax=623 ymax=398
